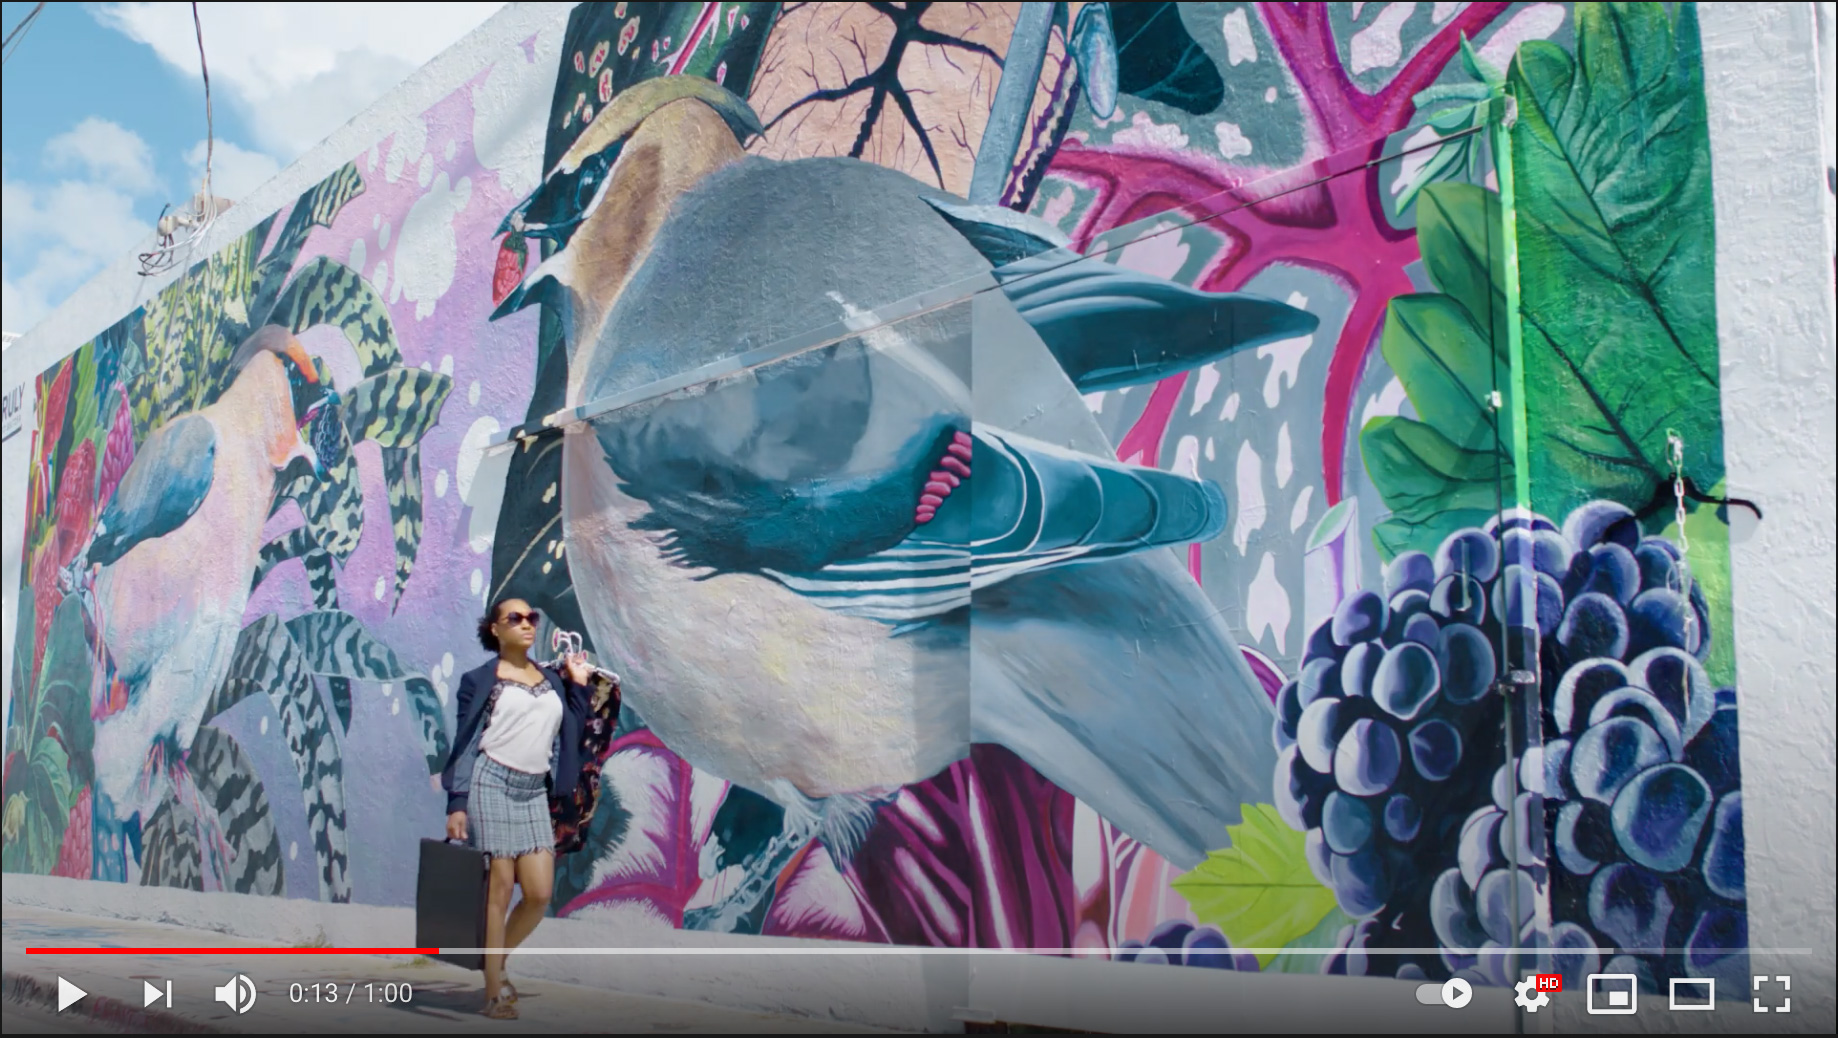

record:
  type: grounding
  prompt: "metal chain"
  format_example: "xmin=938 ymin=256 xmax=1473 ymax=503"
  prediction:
xmin=1666 ymin=429 xmax=1697 ymax=649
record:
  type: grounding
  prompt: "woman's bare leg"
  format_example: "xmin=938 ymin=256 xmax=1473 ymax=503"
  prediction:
xmin=483 ymin=856 xmax=519 ymax=1003
xmin=503 ymin=850 xmax=555 ymax=952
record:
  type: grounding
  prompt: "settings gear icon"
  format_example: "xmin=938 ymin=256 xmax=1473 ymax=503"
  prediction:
xmin=1514 ymin=976 xmax=1551 ymax=1012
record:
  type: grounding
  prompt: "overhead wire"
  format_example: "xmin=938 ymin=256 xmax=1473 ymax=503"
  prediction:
xmin=1 ymin=2 xmax=49 ymax=66
xmin=138 ymin=2 xmax=220 ymax=276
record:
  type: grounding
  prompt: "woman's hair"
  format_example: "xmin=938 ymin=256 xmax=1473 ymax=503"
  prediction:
xmin=477 ymin=596 xmax=518 ymax=653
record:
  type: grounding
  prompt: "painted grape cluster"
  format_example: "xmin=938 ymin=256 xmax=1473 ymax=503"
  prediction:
xmin=1270 ymin=500 xmax=1743 ymax=990
xmin=1116 ymin=922 xmax=1259 ymax=971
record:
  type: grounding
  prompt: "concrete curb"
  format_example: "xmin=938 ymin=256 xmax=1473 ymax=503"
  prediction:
xmin=3 ymin=970 xmax=233 ymax=1034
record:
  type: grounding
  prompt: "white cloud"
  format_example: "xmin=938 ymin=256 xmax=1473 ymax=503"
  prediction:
xmin=185 ymin=139 xmax=282 ymax=200
xmin=97 ymin=2 xmax=507 ymax=161
xmin=44 ymin=117 xmax=160 ymax=194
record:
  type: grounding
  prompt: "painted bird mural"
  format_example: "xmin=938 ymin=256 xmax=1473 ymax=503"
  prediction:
xmin=77 ymin=326 xmax=330 ymax=828
xmin=492 ymin=78 xmax=1318 ymax=931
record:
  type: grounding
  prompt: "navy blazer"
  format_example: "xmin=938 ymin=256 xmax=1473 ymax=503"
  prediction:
xmin=440 ymin=659 xmax=593 ymax=816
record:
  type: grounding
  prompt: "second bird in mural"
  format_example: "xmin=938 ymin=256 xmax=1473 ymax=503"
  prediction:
xmin=492 ymin=77 xmax=1319 ymax=930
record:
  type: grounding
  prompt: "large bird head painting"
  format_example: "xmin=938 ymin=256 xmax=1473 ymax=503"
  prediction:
xmin=486 ymin=72 xmax=1321 ymax=931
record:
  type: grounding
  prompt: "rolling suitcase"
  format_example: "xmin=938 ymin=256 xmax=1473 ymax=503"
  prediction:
xmin=415 ymin=837 xmax=488 ymax=970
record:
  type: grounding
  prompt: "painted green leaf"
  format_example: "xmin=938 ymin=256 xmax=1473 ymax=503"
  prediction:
xmin=1111 ymin=3 xmax=1225 ymax=115
xmin=401 ymin=677 xmax=452 ymax=776
xmin=187 ymin=725 xmax=284 ymax=896
xmin=250 ymin=164 xmax=366 ymax=329
xmin=1262 ymin=905 xmax=1354 ymax=974
xmin=139 ymin=793 xmax=204 ymax=891
xmin=380 ymin=445 xmax=424 ymax=608
xmin=252 ymin=528 xmax=339 ymax=610
xmin=1360 ymin=183 xmax=1514 ymax=560
xmin=1171 ymin=804 xmax=1340 ymax=968
xmin=284 ymin=610 xmax=412 ymax=681
xmin=339 ymin=368 xmax=452 ymax=448
xmin=1509 ymin=2 xmax=1723 ymax=523
xmin=269 ymin=257 xmax=400 ymax=378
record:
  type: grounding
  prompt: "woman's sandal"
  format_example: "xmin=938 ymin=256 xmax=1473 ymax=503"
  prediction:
xmin=499 ymin=981 xmax=519 ymax=1005
xmin=483 ymin=996 xmax=518 ymax=1020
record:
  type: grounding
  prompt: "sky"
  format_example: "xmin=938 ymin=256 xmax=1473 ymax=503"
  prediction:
xmin=1 ymin=1 xmax=506 ymax=336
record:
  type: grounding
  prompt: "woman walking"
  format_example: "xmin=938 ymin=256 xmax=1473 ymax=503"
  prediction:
xmin=440 ymin=596 xmax=594 ymax=1020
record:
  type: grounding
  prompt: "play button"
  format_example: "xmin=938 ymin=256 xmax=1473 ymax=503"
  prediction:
xmin=57 ymin=977 xmax=88 ymax=1012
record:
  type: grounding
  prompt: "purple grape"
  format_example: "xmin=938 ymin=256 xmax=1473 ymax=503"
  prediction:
xmin=1298 ymin=655 xmax=1341 ymax=707
xmin=1587 ymin=687 xmax=1684 ymax=760
xmin=1555 ymin=801 xmax=1603 ymax=876
xmin=1340 ymin=641 xmax=1382 ymax=698
xmin=1396 ymin=963 xmax=1428 ymax=980
xmin=1585 ymin=543 xmax=1641 ymax=604
xmin=1458 ymin=809 xmax=1504 ymax=889
xmin=1305 ymin=617 xmax=1340 ymax=661
xmin=1475 ymin=868 xmax=1535 ymax=944
xmin=1491 ymin=763 xmax=1513 ymax=811
xmin=1631 ymin=648 xmax=1715 ymax=743
xmin=1436 ymin=528 xmax=1500 ymax=583
xmin=1133 ymin=946 xmax=1170 ymax=965
xmin=1382 ymin=590 xmax=1431 ymax=644
xmin=1492 ymin=563 xmax=1565 ymax=635
xmin=1430 ymin=868 xmax=1484 ymax=950
xmin=1323 ymin=792 xmax=1375 ymax=854
xmin=1485 ymin=510 xmax=1558 ymax=537
xmin=1146 ymin=919 xmax=1195 ymax=951
xmin=1610 ymin=763 xmax=1712 ymax=873
xmin=1684 ymin=705 xmax=1741 ymax=795
xmin=1373 ymin=641 xmax=1440 ymax=720
xmin=1401 ymin=613 xmax=1440 ymax=647
xmin=1499 ymin=792 xmax=1539 ymax=863
xmin=1501 ymin=525 xmax=1575 ymax=584
xmin=1633 ymin=541 xmax=1678 ymax=593
xmin=1553 ymin=658 xmax=1633 ymax=733
xmin=1274 ymin=745 xmax=1328 ymax=830
xmin=1305 ymin=828 xmax=1334 ymax=886
xmin=1570 ymin=716 xmax=1669 ymax=803
xmin=1549 ymin=921 xmax=1603 ymax=988
xmin=1544 ymin=737 xmax=1573 ymax=798
xmin=1383 ymin=794 xmax=1421 ymax=842
xmin=1114 ymin=939 xmax=1143 ymax=962
xmin=1336 ymin=718 xmax=1402 ymax=796
xmin=1276 ymin=679 xmax=1304 ymax=739
xmin=1436 ymin=622 xmax=1495 ymax=704
xmin=1333 ymin=590 xmax=1388 ymax=646
xmin=1558 ymin=592 xmax=1630 ymax=660
xmin=1408 ymin=719 xmax=1462 ymax=781
xmin=1330 ymin=847 xmax=1390 ymax=917
xmin=1683 ymin=907 xmax=1748 ymax=989
xmin=1702 ymin=793 xmax=1744 ymax=901
xmin=1384 ymin=550 xmax=1436 ymax=598
xmin=1297 ymin=698 xmax=1345 ymax=773
xmin=1563 ymin=500 xmax=1639 ymax=552
xmin=1626 ymin=588 xmax=1698 ymax=656
xmin=1588 ymin=863 xmax=1675 ymax=950
xmin=1430 ymin=572 xmax=1487 ymax=625
xmin=1181 ymin=926 xmax=1256 ymax=970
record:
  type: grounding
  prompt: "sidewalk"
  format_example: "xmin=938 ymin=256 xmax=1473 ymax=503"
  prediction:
xmin=2 ymin=904 xmax=899 ymax=1034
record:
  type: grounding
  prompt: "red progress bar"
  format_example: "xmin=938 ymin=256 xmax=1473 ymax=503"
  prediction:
xmin=27 ymin=948 xmax=439 ymax=955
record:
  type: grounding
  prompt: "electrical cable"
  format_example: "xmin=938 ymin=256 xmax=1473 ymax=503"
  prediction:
xmin=138 ymin=2 xmax=220 ymax=276
xmin=1 ymin=2 xmax=48 ymax=67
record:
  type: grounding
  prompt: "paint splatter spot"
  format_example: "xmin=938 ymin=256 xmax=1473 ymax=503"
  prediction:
xmin=543 ymin=483 xmax=558 ymax=503
xmin=1247 ymin=551 xmax=1291 ymax=654
xmin=442 ymin=652 xmax=455 ymax=676
xmin=1112 ymin=111 xmax=1190 ymax=151
xmin=1221 ymin=8 xmax=1258 ymax=64
xmin=1290 ymin=485 xmax=1315 ymax=532
xmin=259 ymin=716 xmax=269 ymax=736
xmin=374 ymin=576 xmax=387 ymax=601
xmin=1083 ymin=391 xmax=1105 ymax=413
xmin=470 ymin=569 xmax=483 ymax=595
xmin=1215 ymin=121 xmax=1253 ymax=159
xmin=289 ymin=842 xmax=298 ymax=861
xmin=1221 ymin=391 xmax=1242 ymax=422
xmin=1234 ymin=441 xmax=1266 ymax=555
xmin=382 ymin=683 xmax=394 ymax=697
xmin=1275 ymin=423 xmax=1294 ymax=488
xmin=468 ymin=380 xmax=481 ymax=405
xmin=542 ymin=561 xmax=553 ymax=574
xmin=1265 ymin=86 xmax=1278 ymax=102
xmin=1350 ymin=1 xmax=1417 ymax=74
xmin=1257 ymin=293 xmax=1313 ymax=407
xmin=391 ymin=699 xmax=401 ymax=716
xmin=440 ymin=355 xmax=454 ymax=376
xmin=1191 ymin=363 xmax=1221 ymax=414
xmin=435 ymin=469 xmax=449 ymax=499
xmin=1205 ymin=437 xmax=1216 ymax=462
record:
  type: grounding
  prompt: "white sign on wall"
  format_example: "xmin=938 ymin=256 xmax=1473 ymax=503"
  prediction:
xmin=1 ymin=380 xmax=24 ymax=442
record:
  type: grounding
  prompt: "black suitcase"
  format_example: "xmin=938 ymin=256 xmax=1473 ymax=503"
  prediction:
xmin=415 ymin=837 xmax=488 ymax=970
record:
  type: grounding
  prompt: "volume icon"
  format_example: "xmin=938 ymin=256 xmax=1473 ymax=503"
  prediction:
xmin=214 ymin=974 xmax=257 ymax=1014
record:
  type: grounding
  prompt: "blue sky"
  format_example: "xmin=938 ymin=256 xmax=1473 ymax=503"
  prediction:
xmin=2 ymin=1 xmax=503 ymax=334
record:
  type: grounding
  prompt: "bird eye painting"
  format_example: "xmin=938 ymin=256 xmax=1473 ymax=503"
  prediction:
xmin=4 ymin=2 xmax=1751 ymax=996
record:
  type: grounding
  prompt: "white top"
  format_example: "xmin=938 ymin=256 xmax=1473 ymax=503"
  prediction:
xmin=480 ymin=677 xmax=563 ymax=775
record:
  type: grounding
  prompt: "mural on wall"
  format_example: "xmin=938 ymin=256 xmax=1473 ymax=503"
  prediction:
xmin=1 ymin=0 xmax=1747 ymax=998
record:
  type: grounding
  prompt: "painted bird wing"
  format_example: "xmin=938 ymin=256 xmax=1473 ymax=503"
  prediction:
xmin=87 ymin=414 xmax=217 ymax=567
xmin=756 ymin=424 xmax=1227 ymax=625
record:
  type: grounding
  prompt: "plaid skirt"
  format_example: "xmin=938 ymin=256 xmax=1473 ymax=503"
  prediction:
xmin=470 ymin=754 xmax=552 ymax=859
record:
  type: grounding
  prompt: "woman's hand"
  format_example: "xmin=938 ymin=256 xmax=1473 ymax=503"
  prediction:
xmin=562 ymin=651 xmax=592 ymax=687
xmin=446 ymin=810 xmax=468 ymax=841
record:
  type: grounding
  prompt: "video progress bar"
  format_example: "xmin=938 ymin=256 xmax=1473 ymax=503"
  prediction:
xmin=28 ymin=946 xmax=1823 ymax=956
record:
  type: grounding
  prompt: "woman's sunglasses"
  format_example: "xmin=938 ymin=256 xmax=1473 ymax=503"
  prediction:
xmin=499 ymin=610 xmax=542 ymax=627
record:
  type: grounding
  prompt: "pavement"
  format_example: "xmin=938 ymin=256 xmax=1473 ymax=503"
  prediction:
xmin=2 ymin=904 xmax=899 ymax=1034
